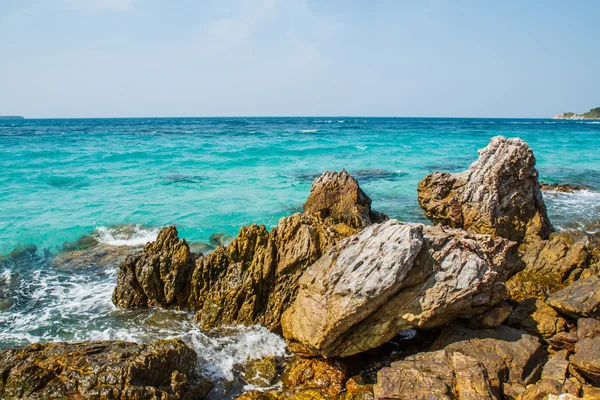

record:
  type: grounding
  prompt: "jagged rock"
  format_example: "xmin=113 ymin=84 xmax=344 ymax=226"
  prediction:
xmin=507 ymin=231 xmax=600 ymax=303
xmin=373 ymin=350 xmax=496 ymax=400
xmin=547 ymin=332 xmax=579 ymax=353
xmin=469 ymin=302 xmax=514 ymax=329
xmin=540 ymin=182 xmax=586 ymax=193
xmin=577 ymin=318 xmax=600 ymax=340
xmin=241 ymin=357 xmax=281 ymax=388
xmin=508 ymin=298 xmax=568 ymax=339
xmin=303 ymin=169 xmax=387 ymax=233
xmin=547 ymin=276 xmax=600 ymax=319
xmin=113 ymin=171 xmax=385 ymax=332
xmin=570 ymin=337 xmax=600 ymax=385
xmin=417 ymin=136 xmax=551 ymax=243
xmin=281 ymin=357 xmax=347 ymax=398
xmin=430 ymin=324 xmax=546 ymax=399
xmin=343 ymin=376 xmax=374 ymax=400
xmin=0 ymin=339 xmax=212 ymax=400
xmin=541 ymin=350 xmax=570 ymax=382
xmin=282 ymin=220 xmax=522 ymax=357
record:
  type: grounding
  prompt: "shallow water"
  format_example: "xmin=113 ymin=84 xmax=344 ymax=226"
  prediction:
xmin=1 ymin=117 xmax=599 ymax=389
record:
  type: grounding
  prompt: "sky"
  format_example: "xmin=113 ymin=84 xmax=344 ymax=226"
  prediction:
xmin=0 ymin=0 xmax=599 ymax=118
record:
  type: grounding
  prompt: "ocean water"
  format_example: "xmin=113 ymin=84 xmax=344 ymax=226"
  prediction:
xmin=1 ymin=117 xmax=599 ymax=390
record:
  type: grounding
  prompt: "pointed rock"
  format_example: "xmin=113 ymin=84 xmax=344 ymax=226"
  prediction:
xmin=417 ymin=136 xmax=551 ymax=243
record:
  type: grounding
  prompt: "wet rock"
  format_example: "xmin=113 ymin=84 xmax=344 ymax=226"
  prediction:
xmin=430 ymin=324 xmax=546 ymax=398
xmin=52 ymin=244 xmax=133 ymax=270
xmin=577 ymin=318 xmax=600 ymax=340
xmin=343 ymin=376 xmax=374 ymax=400
xmin=113 ymin=171 xmax=385 ymax=332
xmin=241 ymin=357 xmax=282 ymax=388
xmin=508 ymin=298 xmax=568 ymax=339
xmin=282 ymin=220 xmax=522 ymax=357
xmin=540 ymin=182 xmax=587 ymax=193
xmin=469 ymin=302 xmax=514 ymax=329
xmin=281 ymin=357 xmax=347 ymax=398
xmin=113 ymin=226 xmax=197 ymax=309
xmin=209 ymin=232 xmax=234 ymax=248
xmin=547 ymin=276 xmax=600 ymax=319
xmin=0 ymin=338 xmax=212 ymax=400
xmin=417 ymin=136 xmax=551 ymax=243
xmin=570 ymin=337 xmax=600 ymax=385
xmin=506 ymin=231 xmax=600 ymax=303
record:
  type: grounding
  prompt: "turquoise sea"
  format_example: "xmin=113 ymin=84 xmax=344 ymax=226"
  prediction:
xmin=1 ymin=117 xmax=600 ymax=388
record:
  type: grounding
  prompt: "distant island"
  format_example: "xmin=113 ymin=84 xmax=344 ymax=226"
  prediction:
xmin=0 ymin=115 xmax=24 ymax=119
xmin=553 ymin=107 xmax=600 ymax=120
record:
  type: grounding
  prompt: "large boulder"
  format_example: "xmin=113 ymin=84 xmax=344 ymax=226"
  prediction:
xmin=0 ymin=339 xmax=211 ymax=400
xmin=113 ymin=171 xmax=386 ymax=332
xmin=373 ymin=324 xmax=546 ymax=400
xmin=282 ymin=220 xmax=522 ymax=357
xmin=506 ymin=231 xmax=600 ymax=303
xmin=547 ymin=276 xmax=600 ymax=319
xmin=417 ymin=136 xmax=551 ymax=243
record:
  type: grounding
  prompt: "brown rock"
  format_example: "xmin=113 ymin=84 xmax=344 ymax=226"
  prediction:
xmin=547 ymin=276 xmax=600 ymax=319
xmin=469 ymin=303 xmax=514 ymax=329
xmin=281 ymin=357 xmax=347 ymax=398
xmin=541 ymin=350 xmax=570 ymax=382
xmin=373 ymin=324 xmax=545 ymax=400
xmin=432 ymin=324 xmax=546 ymax=396
xmin=417 ymin=136 xmax=551 ymax=243
xmin=577 ymin=318 xmax=600 ymax=340
xmin=506 ymin=231 xmax=600 ymax=303
xmin=282 ymin=220 xmax=522 ymax=357
xmin=540 ymin=182 xmax=586 ymax=193
xmin=113 ymin=171 xmax=385 ymax=332
xmin=508 ymin=298 xmax=568 ymax=339
xmin=547 ymin=332 xmax=579 ymax=353
xmin=0 ymin=339 xmax=211 ymax=400
xmin=570 ymin=337 xmax=600 ymax=385
xmin=303 ymin=169 xmax=387 ymax=231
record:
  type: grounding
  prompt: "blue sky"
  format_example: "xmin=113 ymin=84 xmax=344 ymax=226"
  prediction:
xmin=1 ymin=0 xmax=599 ymax=118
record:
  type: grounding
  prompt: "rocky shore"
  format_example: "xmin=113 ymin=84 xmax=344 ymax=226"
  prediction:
xmin=2 ymin=136 xmax=600 ymax=399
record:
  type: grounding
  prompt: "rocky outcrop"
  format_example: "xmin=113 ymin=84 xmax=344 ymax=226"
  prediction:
xmin=506 ymin=231 xmax=600 ymax=303
xmin=281 ymin=357 xmax=347 ymax=398
xmin=540 ymin=182 xmax=587 ymax=193
xmin=373 ymin=324 xmax=545 ymax=400
xmin=282 ymin=220 xmax=522 ymax=357
xmin=547 ymin=276 xmax=600 ymax=319
xmin=0 ymin=339 xmax=212 ymax=400
xmin=468 ymin=302 xmax=513 ymax=329
xmin=113 ymin=170 xmax=385 ymax=332
xmin=417 ymin=136 xmax=551 ymax=243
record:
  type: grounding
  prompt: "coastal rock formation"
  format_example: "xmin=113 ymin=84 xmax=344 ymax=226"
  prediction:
xmin=281 ymin=220 xmax=522 ymax=357
xmin=547 ymin=276 xmax=600 ymax=319
xmin=417 ymin=136 xmax=551 ymax=243
xmin=540 ymin=182 xmax=587 ymax=193
xmin=506 ymin=230 xmax=600 ymax=302
xmin=113 ymin=170 xmax=385 ymax=332
xmin=373 ymin=324 xmax=545 ymax=400
xmin=0 ymin=339 xmax=211 ymax=400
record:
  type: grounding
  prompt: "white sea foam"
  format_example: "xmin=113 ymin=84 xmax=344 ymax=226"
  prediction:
xmin=0 ymin=264 xmax=288 ymax=383
xmin=355 ymin=146 xmax=367 ymax=150
xmin=543 ymin=189 xmax=600 ymax=231
xmin=95 ymin=225 xmax=160 ymax=246
xmin=299 ymin=129 xmax=318 ymax=133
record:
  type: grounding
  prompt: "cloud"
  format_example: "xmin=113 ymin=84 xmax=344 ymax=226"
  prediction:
xmin=60 ymin=0 xmax=134 ymax=14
